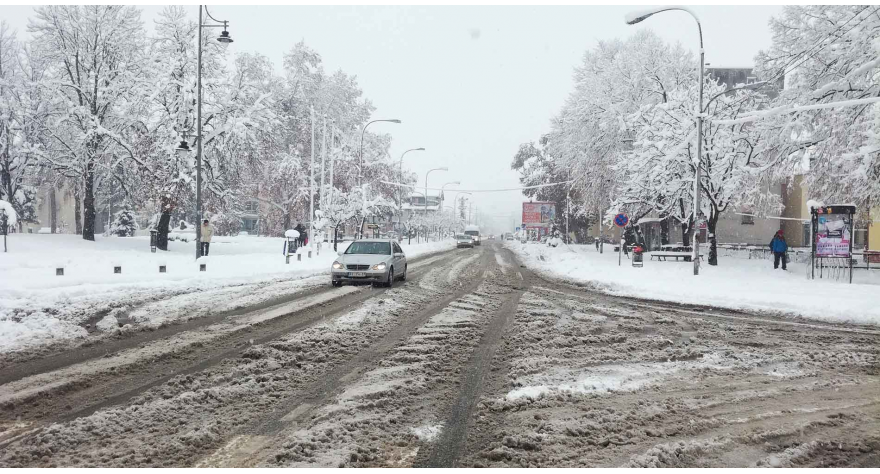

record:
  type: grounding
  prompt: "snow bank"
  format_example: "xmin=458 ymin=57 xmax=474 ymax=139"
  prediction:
xmin=507 ymin=242 xmax=880 ymax=326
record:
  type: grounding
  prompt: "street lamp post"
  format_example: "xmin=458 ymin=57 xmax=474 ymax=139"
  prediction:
xmin=425 ymin=167 xmax=448 ymax=242
xmin=398 ymin=147 xmax=424 ymax=239
xmin=626 ymin=6 xmax=703 ymax=275
xmin=176 ymin=6 xmax=233 ymax=260
xmin=357 ymin=118 xmax=400 ymax=239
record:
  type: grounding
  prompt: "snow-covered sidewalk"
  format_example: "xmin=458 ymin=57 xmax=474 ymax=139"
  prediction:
xmin=507 ymin=241 xmax=880 ymax=326
xmin=0 ymin=234 xmax=454 ymax=355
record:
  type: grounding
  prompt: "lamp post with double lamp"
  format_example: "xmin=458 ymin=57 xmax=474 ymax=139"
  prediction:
xmin=398 ymin=147 xmax=425 ymax=238
xmin=176 ymin=5 xmax=233 ymax=260
xmin=357 ymin=119 xmax=401 ymax=239
xmin=424 ymin=167 xmax=448 ymax=242
xmin=626 ymin=6 xmax=703 ymax=275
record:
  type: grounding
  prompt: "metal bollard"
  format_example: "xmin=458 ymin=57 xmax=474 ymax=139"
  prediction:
xmin=114 ymin=266 xmax=122 ymax=274
xmin=200 ymin=263 xmax=206 ymax=272
xmin=56 ymin=267 xmax=64 ymax=276
xmin=308 ymin=251 xmax=312 ymax=258
xmin=286 ymin=255 xmax=290 ymax=264
xmin=159 ymin=265 xmax=167 ymax=273
xmin=297 ymin=254 xmax=302 ymax=262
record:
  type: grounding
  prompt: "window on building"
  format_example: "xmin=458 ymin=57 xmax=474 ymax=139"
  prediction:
xmin=746 ymin=76 xmax=758 ymax=85
xmin=741 ymin=213 xmax=754 ymax=225
xmin=244 ymin=201 xmax=258 ymax=213
xmin=242 ymin=218 xmax=258 ymax=232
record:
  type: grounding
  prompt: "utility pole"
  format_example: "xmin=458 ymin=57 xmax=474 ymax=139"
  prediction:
xmin=309 ymin=106 xmax=315 ymax=249
xmin=320 ymin=115 xmax=327 ymax=211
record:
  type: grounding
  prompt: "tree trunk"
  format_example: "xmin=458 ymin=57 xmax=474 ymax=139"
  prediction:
xmin=283 ymin=211 xmax=291 ymax=234
xmin=681 ymin=218 xmax=692 ymax=247
xmin=74 ymin=180 xmax=82 ymax=235
xmin=708 ymin=213 xmax=719 ymax=266
xmin=659 ymin=216 xmax=670 ymax=246
xmin=49 ymin=187 xmax=57 ymax=233
xmin=156 ymin=208 xmax=171 ymax=251
xmin=82 ymin=163 xmax=96 ymax=241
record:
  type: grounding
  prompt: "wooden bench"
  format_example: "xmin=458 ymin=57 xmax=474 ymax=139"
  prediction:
xmin=650 ymin=252 xmax=704 ymax=262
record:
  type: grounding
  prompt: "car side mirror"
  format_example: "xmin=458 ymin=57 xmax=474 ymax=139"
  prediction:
xmin=394 ymin=253 xmax=403 ymax=257
xmin=337 ymin=251 xmax=343 ymax=256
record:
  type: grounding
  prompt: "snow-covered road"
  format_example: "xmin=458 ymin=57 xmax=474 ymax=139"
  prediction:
xmin=1 ymin=242 xmax=878 ymax=467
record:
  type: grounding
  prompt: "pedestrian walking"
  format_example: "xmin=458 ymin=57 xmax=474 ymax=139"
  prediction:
xmin=769 ymin=229 xmax=788 ymax=270
xmin=200 ymin=219 xmax=214 ymax=257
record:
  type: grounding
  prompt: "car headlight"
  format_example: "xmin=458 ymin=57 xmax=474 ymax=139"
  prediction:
xmin=332 ymin=261 xmax=344 ymax=270
xmin=372 ymin=262 xmax=387 ymax=271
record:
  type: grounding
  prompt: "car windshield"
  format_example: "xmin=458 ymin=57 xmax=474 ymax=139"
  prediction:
xmin=344 ymin=241 xmax=391 ymax=255
xmin=457 ymin=235 xmax=470 ymax=240
xmin=464 ymin=231 xmax=479 ymax=236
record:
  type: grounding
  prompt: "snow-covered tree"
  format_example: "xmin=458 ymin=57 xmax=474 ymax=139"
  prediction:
xmin=29 ymin=6 xmax=151 ymax=241
xmin=546 ymin=31 xmax=695 ymax=233
xmin=0 ymin=22 xmax=44 ymax=230
xmin=754 ymin=5 xmax=880 ymax=209
xmin=620 ymin=76 xmax=778 ymax=265
xmin=109 ymin=208 xmax=138 ymax=237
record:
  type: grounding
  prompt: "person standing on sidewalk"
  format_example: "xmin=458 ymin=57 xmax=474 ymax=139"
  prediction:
xmin=769 ymin=229 xmax=788 ymax=270
xmin=200 ymin=219 xmax=214 ymax=257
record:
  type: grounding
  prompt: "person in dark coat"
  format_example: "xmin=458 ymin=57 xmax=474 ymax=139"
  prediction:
xmin=293 ymin=223 xmax=305 ymax=248
xmin=769 ymin=229 xmax=788 ymax=270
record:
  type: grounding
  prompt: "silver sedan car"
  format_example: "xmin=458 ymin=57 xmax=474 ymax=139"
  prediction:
xmin=331 ymin=239 xmax=407 ymax=287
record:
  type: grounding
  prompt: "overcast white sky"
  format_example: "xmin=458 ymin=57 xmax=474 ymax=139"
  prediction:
xmin=1 ymin=4 xmax=783 ymax=234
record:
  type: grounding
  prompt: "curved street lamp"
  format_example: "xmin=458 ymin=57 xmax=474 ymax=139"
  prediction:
xmin=356 ymin=118 xmax=400 ymax=239
xmin=398 ymin=147 xmax=425 ymax=236
xmin=626 ymin=6 xmax=704 ymax=275
xmin=359 ymin=119 xmax=402 ymax=187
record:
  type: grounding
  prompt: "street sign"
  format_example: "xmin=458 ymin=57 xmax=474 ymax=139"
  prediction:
xmin=613 ymin=213 xmax=629 ymax=227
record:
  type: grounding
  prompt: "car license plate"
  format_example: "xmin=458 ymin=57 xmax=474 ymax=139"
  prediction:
xmin=349 ymin=272 xmax=366 ymax=277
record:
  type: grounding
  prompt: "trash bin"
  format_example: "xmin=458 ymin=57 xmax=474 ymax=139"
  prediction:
xmin=632 ymin=246 xmax=644 ymax=267
xmin=150 ymin=230 xmax=158 ymax=253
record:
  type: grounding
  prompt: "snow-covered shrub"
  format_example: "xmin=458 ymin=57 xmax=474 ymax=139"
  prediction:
xmin=212 ymin=212 xmax=242 ymax=236
xmin=0 ymin=199 xmax=18 ymax=233
xmin=110 ymin=208 xmax=138 ymax=237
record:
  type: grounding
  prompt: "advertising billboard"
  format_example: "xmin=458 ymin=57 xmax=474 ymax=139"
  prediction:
xmin=815 ymin=213 xmax=851 ymax=257
xmin=522 ymin=202 xmax=556 ymax=228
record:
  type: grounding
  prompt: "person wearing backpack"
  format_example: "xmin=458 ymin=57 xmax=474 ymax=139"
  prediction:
xmin=769 ymin=229 xmax=788 ymax=270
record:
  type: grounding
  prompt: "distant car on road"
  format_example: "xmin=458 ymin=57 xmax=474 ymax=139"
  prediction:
xmin=455 ymin=234 xmax=474 ymax=248
xmin=505 ymin=234 xmax=515 ymax=241
xmin=331 ymin=239 xmax=406 ymax=288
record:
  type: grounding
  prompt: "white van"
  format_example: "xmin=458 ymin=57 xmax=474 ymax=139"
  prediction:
xmin=464 ymin=225 xmax=481 ymax=246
